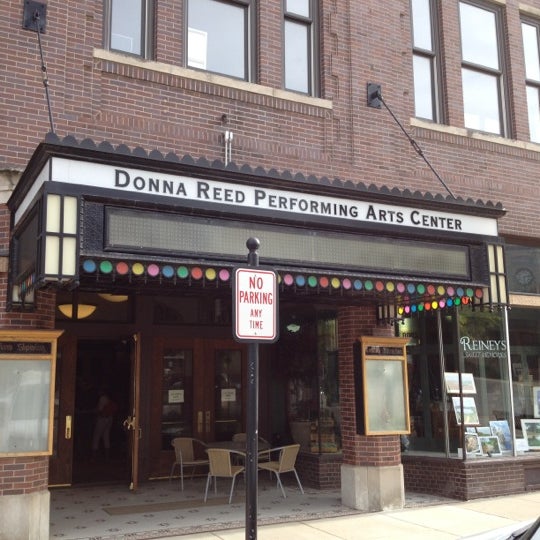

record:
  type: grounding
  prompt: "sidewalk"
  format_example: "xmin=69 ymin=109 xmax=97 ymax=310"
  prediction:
xmin=167 ymin=491 xmax=540 ymax=540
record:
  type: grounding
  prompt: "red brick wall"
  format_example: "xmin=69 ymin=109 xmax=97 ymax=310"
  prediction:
xmin=0 ymin=457 xmax=49 ymax=496
xmin=337 ymin=305 xmax=399 ymax=468
xmin=296 ymin=452 xmax=342 ymax=489
xmin=0 ymin=203 xmax=55 ymax=495
xmin=402 ymin=454 xmax=540 ymax=500
xmin=1 ymin=0 xmax=539 ymax=239
xmin=0 ymin=282 xmax=55 ymax=495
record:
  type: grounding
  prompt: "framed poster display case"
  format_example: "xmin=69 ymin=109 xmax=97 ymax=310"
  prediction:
xmin=354 ymin=336 xmax=411 ymax=435
xmin=0 ymin=329 xmax=62 ymax=456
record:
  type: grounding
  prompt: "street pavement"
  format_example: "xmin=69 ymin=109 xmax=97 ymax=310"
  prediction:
xmin=163 ymin=491 xmax=540 ymax=539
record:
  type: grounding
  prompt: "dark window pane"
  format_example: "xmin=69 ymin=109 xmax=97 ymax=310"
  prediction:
xmin=413 ymin=55 xmax=434 ymax=120
xmin=188 ymin=0 xmax=246 ymax=79
xmin=505 ymin=244 xmax=540 ymax=294
xmin=285 ymin=20 xmax=309 ymax=93
xmin=111 ymin=0 xmax=143 ymax=55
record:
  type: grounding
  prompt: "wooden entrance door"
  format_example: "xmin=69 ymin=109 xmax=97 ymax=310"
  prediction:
xmin=49 ymin=334 xmax=77 ymax=486
xmin=124 ymin=333 xmax=141 ymax=490
xmin=151 ymin=337 xmax=245 ymax=476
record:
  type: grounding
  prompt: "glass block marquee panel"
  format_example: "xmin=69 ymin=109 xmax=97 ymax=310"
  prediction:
xmin=105 ymin=207 xmax=471 ymax=279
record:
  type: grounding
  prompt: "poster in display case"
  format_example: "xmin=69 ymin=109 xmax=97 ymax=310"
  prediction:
xmin=354 ymin=336 xmax=410 ymax=435
xmin=0 ymin=330 xmax=62 ymax=456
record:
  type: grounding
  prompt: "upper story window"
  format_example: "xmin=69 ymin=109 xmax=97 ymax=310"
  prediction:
xmin=104 ymin=0 xmax=153 ymax=58
xmin=187 ymin=0 xmax=254 ymax=81
xmin=284 ymin=0 xmax=319 ymax=96
xmin=411 ymin=0 xmax=442 ymax=121
xmin=459 ymin=1 xmax=507 ymax=136
xmin=521 ymin=19 xmax=540 ymax=144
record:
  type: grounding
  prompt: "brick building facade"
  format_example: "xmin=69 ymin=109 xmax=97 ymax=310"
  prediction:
xmin=1 ymin=1 xmax=539 ymax=538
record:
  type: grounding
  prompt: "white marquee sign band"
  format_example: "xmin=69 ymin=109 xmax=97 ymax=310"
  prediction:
xmin=16 ymin=157 xmax=499 ymax=237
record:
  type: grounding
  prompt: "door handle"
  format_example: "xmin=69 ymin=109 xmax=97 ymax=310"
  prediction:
xmin=205 ymin=410 xmax=211 ymax=434
xmin=197 ymin=411 xmax=203 ymax=434
xmin=65 ymin=415 xmax=72 ymax=439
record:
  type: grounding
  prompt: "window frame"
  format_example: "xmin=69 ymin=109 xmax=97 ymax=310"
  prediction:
xmin=103 ymin=0 xmax=154 ymax=59
xmin=521 ymin=17 xmax=540 ymax=144
xmin=184 ymin=0 xmax=256 ymax=83
xmin=458 ymin=0 xmax=509 ymax=137
xmin=410 ymin=0 xmax=444 ymax=123
xmin=283 ymin=0 xmax=320 ymax=97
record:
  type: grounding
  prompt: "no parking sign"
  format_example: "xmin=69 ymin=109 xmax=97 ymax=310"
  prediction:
xmin=233 ymin=267 xmax=279 ymax=342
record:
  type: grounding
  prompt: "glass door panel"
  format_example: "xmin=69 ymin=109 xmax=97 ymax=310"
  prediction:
xmin=214 ymin=349 xmax=242 ymax=441
xmin=152 ymin=338 xmax=246 ymax=477
xmin=161 ymin=348 xmax=193 ymax=449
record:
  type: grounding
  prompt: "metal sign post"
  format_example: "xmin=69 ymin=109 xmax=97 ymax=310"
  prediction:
xmin=233 ymin=238 xmax=278 ymax=540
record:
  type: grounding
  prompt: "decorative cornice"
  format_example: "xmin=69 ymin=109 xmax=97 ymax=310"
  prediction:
xmin=10 ymin=132 xmax=506 ymax=218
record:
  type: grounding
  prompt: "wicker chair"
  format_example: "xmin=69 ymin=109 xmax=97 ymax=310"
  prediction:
xmin=169 ymin=437 xmax=209 ymax=491
xmin=204 ymin=448 xmax=245 ymax=504
xmin=257 ymin=443 xmax=304 ymax=498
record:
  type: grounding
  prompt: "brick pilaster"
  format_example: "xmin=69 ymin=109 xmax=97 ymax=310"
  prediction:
xmin=338 ymin=304 xmax=400 ymax=467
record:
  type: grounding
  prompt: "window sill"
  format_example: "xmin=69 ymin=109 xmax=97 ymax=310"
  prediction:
xmin=93 ymin=48 xmax=332 ymax=110
xmin=410 ymin=118 xmax=540 ymax=154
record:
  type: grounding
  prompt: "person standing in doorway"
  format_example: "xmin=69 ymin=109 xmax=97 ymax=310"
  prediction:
xmin=92 ymin=389 xmax=117 ymax=460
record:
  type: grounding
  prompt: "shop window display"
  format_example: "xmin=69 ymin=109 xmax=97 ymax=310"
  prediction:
xmin=509 ymin=309 xmax=540 ymax=441
xmin=278 ymin=311 xmax=341 ymax=453
xmin=399 ymin=309 xmax=519 ymax=456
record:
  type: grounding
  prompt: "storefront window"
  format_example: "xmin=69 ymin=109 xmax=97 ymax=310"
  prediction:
xmin=400 ymin=312 xmax=457 ymax=453
xmin=316 ymin=317 xmax=340 ymax=452
xmin=400 ymin=309 xmax=514 ymax=457
xmin=280 ymin=310 xmax=341 ymax=453
xmin=458 ymin=311 xmax=512 ymax=454
xmin=509 ymin=308 xmax=540 ymax=449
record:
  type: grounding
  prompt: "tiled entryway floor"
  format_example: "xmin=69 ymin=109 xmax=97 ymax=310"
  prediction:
xmin=50 ymin=476 xmax=452 ymax=539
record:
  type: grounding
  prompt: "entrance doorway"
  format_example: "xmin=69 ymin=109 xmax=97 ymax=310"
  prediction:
xmin=72 ymin=340 xmax=131 ymax=484
xmin=49 ymin=337 xmax=133 ymax=486
xmin=149 ymin=337 xmax=247 ymax=477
